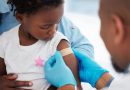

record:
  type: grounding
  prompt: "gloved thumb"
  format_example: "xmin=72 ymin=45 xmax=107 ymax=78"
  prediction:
xmin=44 ymin=56 xmax=55 ymax=71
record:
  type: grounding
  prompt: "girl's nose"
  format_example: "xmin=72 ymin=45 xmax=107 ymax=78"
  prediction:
xmin=48 ymin=29 xmax=56 ymax=36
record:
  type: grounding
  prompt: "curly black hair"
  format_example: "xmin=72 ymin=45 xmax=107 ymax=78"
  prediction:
xmin=8 ymin=0 xmax=64 ymax=15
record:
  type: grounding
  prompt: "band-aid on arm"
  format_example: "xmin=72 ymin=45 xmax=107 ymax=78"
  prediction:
xmin=60 ymin=47 xmax=73 ymax=56
xmin=57 ymin=40 xmax=82 ymax=89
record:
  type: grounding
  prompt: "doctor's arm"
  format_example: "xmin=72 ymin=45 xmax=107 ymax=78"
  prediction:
xmin=45 ymin=49 xmax=113 ymax=90
xmin=57 ymin=73 xmax=113 ymax=90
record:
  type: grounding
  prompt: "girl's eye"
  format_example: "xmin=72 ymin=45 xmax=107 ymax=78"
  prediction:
xmin=40 ymin=25 xmax=51 ymax=30
xmin=40 ymin=24 xmax=57 ymax=30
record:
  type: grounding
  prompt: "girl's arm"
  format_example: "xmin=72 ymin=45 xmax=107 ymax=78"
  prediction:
xmin=57 ymin=39 xmax=82 ymax=90
xmin=57 ymin=85 xmax=75 ymax=90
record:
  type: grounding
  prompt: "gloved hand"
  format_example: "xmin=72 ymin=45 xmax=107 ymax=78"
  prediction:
xmin=44 ymin=51 xmax=77 ymax=88
xmin=73 ymin=49 xmax=108 ymax=87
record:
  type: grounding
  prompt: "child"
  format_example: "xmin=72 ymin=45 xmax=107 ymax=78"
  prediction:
xmin=0 ymin=0 xmax=82 ymax=90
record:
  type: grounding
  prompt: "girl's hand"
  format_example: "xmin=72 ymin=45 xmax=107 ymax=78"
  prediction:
xmin=0 ymin=73 xmax=32 ymax=90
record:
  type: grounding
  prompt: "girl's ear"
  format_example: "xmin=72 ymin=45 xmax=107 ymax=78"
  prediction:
xmin=16 ymin=13 xmax=24 ymax=23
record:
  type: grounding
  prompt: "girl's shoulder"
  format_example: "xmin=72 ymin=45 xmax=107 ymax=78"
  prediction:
xmin=0 ymin=25 xmax=20 ymax=43
xmin=0 ymin=25 xmax=19 ymax=39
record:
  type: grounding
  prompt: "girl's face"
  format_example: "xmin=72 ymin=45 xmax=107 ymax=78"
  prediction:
xmin=17 ymin=4 xmax=64 ymax=41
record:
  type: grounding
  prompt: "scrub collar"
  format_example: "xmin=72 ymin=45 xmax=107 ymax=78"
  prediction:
xmin=123 ymin=64 xmax=130 ymax=74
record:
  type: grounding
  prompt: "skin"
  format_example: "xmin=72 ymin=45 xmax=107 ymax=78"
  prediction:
xmin=0 ymin=73 xmax=33 ymax=90
xmin=57 ymin=85 xmax=75 ymax=90
xmin=99 ymin=0 xmax=130 ymax=72
xmin=0 ymin=3 xmax=82 ymax=90
xmin=18 ymin=3 xmax=81 ymax=89
xmin=0 ymin=4 xmax=63 ymax=90
xmin=19 ymin=3 xmax=82 ymax=90
xmin=17 ymin=5 xmax=64 ymax=45
xmin=57 ymin=0 xmax=130 ymax=89
xmin=57 ymin=40 xmax=82 ymax=90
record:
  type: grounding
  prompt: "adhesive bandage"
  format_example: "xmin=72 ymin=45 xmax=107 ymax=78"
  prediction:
xmin=60 ymin=47 xmax=73 ymax=56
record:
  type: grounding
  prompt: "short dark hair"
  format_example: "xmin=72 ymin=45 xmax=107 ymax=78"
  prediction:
xmin=8 ymin=0 xmax=64 ymax=15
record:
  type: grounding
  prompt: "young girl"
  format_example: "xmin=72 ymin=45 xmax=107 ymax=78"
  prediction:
xmin=0 ymin=0 xmax=82 ymax=90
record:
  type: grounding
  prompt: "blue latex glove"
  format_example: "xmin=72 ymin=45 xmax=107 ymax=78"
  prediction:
xmin=73 ymin=49 xmax=108 ymax=87
xmin=44 ymin=51 xmax=77 ymax=88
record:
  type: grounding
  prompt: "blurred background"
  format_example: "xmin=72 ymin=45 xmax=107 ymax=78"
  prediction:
xmin=64 ymin=0 xmax=123 ymax=89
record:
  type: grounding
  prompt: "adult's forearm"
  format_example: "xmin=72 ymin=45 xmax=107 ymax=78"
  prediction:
xmin=95 ymin=72 xmax=113 ymax=89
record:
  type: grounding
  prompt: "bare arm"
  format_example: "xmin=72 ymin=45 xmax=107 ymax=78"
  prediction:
xmin=56 ymin=73 xmax=113 ymax=90
xmin=96 ymin=73 xmax=113 ymax=89
xmin=57 ymin=73 xmax=113 ymax=90
xmin=57 ymin=39 xmax=82 ymax=90
xmin=57 ymin=85 xmax=75 ymax=90
xmin=57 ymin=41 xmax=113 ymax=90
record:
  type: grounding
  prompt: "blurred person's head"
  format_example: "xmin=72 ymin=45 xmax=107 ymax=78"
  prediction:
xmin=99 ymin=0 xmax=130 ymax=73
xmin=8 ymin=0 xmax=64 ymax=41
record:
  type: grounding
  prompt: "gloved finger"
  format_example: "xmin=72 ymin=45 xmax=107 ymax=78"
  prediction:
xmin=44 ymin=56 xmax=55 ymax=71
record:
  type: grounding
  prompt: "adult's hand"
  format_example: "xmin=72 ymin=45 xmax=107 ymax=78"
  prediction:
xmin=73 ymin=49 xmax=108 ymax=87
xmin=44 ymin=51 xmax=76 ymax=88
xmin=0 ymin=73 xmax=32 ymax=90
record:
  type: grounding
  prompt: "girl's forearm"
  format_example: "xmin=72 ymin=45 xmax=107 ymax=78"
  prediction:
xmin=57 ymin=85 xmax=75 ymax=90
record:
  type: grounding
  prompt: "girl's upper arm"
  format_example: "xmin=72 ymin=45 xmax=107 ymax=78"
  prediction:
xmin=0 ymin=57 xmax=6 ymax=75
xmin=57 ymin=39 xmax=82 ymax=89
